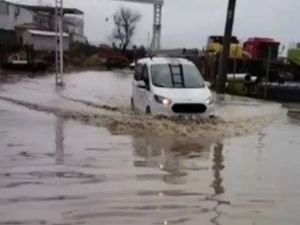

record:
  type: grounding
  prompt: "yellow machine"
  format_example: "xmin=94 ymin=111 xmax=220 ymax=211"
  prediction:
xmin=207 ymin=35 xmax=243 ymax=59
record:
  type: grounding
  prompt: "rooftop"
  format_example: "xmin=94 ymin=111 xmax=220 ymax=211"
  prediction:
xmin=138 ymin=57 xmax=192 ymax=65
xmin=1 ymin=0 xmax=84 ymax=15
xmin=19 ymin=4 xmax=84 ymax=15
xmin=27 ymin=29 xmax=69 ymax=37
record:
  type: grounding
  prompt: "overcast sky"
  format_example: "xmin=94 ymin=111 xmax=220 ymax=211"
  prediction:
xmin=9 ymin=0 xmax=300 ymax=49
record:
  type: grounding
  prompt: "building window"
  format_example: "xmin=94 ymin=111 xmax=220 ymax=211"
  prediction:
xmin=14 ymin=6 xmax=20 ymax=18
xmin=0 ymin=1 xmax=9 ymax=15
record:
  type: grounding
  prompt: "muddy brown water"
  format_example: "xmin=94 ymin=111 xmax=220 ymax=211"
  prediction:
xmin=0 ymin=71 xmax=300 ymax=225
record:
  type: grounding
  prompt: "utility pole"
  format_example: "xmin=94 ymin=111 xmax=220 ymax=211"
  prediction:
xmin=55 ymin=0 xmax=64 ymax=86
xmin=55 ymin=116 xmax=64 ymax=165
xmin=217 ymin=0 xmax=237 ymax=93
xmin=150 ymin=2 xmax=162 ymax=50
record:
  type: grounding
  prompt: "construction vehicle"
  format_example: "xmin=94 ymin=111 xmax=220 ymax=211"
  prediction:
xmin=242 ymin=37 xmax=281 ymax=82
xmin=288 ymin=43 xmax=300 ymax=66
xmin=205 ymin=35 xmax=245 ymax=83
xmin=205 ymin=36 xmax=282 ymax=94
xmin=206 ymin=36 xmax=281 ymax=78
xmin=243 ymin=37 xmax=280 ymax=60
xmin=287 ymin=43 xmax=300 ymax=81
xmin=206 ymin=35 xmax=243 ymax=59
xmin=206 ymin=35 xmax=300 ymax=100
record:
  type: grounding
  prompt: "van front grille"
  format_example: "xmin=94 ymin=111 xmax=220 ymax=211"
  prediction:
xmin=172 ymin=104 xmax=207 ymax=114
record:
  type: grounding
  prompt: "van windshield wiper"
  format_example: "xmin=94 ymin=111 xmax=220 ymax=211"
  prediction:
xmin=155 ymin=83 xmax=167 ymax=87
xmin=187 ymin=84 xmax=205 ymax=88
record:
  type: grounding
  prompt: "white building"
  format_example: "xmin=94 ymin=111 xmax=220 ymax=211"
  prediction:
xmin=0 ymin=0 xmax=86 ymax=49
xmin=22 ymin=29 xmax=69 ymax=51
xmin=0 ymin=0 xmax=33 ymax=31
xmin=64 ymin=16 xmax=86 ymax=43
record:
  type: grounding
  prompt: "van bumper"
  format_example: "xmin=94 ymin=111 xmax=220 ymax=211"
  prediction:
xmin=151 ymin=102 xmax=215 ymax=118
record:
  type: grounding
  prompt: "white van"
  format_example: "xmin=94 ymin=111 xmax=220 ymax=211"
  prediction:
xmin=131 ymin=57 xmax=214 ymax=116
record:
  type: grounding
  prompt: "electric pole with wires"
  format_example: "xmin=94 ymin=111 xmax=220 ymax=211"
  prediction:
xmin=55 ymin=0 xmax=64 ymax=86
xmin=217 ymin=0 xmax=237 ymax=93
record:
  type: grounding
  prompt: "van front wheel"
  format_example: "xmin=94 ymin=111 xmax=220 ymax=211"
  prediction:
xmin=131 ymin=98 xmax=135 ymax=112
xmin=145 ymin=106 xmax=151 ymax=115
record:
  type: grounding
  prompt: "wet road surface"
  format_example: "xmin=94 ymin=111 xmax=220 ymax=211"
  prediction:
xmin=0 ymin=71 xmax=300 ymax=225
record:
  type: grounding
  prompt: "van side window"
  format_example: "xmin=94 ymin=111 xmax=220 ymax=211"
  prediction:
xmin=142 ymin=65 xmax=150 ymax=90
xmin=142 ymin=65 xmax=149 ymax=80
xmin=134 ymin=64 xmax=143 ymax=81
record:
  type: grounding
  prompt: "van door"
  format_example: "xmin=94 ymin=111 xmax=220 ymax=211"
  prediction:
xmin=132 ymin=63 xmax=145 ymax=112
xmin=140 ymin=65 xmax=151 ymax=112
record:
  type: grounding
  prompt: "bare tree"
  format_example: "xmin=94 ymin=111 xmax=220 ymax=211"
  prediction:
xmin=37 ymin=0 xmax=51 ymax=6
xmin=112 ymin=7 xmax=141 ymax=52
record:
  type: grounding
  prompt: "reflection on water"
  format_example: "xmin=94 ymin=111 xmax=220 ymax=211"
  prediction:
xmin=211 ymin=143 xmax=224 ymax=195
xmin=132 ymin=135 xmax=228 ymax=224
xmin=55 ymin=116 xmax=65 ymax=165
xmin=132 ymin=136 xmax=214 ymax=185
xmin=210 ymin=143 xmax=225 ymax=225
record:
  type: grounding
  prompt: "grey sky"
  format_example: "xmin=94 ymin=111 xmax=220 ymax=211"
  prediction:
xmin=10 ymin=0 xmax=300 ymax=49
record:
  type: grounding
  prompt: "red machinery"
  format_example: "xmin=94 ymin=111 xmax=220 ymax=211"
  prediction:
xmin=243 ymin=37 xmax=280 ymax=60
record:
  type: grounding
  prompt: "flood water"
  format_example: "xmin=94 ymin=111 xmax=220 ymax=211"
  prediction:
xmin=0 ymin=71 xmax=300 ymax=225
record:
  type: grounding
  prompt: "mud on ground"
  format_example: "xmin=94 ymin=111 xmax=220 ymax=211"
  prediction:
xmin=0 ymin=93 xmax=282 ymax=140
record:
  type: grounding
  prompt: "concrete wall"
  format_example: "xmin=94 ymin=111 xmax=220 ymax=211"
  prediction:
xmin=64 ymin=16 xmax=84 ymax=36
xmin=32 ymin=35 xmax=67 ymax=51
xmin=0 ymin=1 xmax=34 ymax=30
xmin=22 ymin=30 xmax=32 ymax=45
xmin=32 ymin=13 xmax=54 ymax=31
xmin=70 ymin=33 xmax=87 ymax=44
xmin=23 ymin=31 xmax=69 ymax=51
xmin=0 ymin=29 xmax=18 ymax=45
xmin=0 ymin=1 xmax=10 ymax=29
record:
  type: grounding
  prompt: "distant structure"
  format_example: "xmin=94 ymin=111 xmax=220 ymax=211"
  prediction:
xmin=114 ymin=0 xmax=164 ymax=51
xmin=152 ymin=48 xmax=199 ymax=58
xmin=0 ymin=0 xmax=86 ymax=50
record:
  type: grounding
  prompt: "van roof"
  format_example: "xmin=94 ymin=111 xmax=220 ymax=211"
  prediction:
xmin=137 ymin=57 xmax=192 ymax=66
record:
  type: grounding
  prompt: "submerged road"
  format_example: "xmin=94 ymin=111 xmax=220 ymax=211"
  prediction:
xmin=0 ymin=71 xmax=300 ymax=225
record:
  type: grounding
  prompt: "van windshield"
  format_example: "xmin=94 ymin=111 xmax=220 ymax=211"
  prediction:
xmin=151 ymin=64 xmax=205 ymax=88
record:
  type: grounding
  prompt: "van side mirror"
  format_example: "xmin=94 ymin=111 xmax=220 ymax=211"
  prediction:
xmin=137 ymin=80 xmax=146 ymax=89
xmin=205 ymin=81 xmax=212 ymax=88
xmin=144 ymin=76 xmax=150 ymax=86
xmin=129 ymin=62 xmax=135 ymax=70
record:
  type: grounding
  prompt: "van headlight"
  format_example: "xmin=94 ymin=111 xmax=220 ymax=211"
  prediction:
xmin=154 ymin=95 xmax=172 ymax=105
xmin=205 ymin=96 xmax=214 ymax=105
